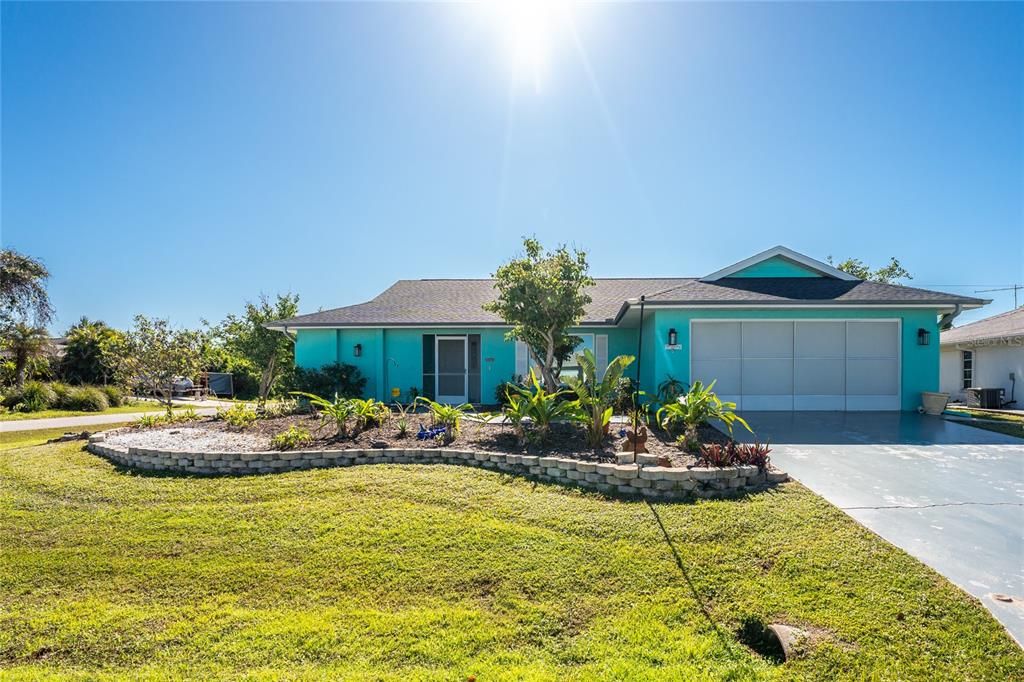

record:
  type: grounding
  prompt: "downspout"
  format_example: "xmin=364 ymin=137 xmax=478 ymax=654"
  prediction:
xmin=633 ymin=295 xmax=646 ymax=459
xmin=938 ymin=304 xmax=962 ymax=331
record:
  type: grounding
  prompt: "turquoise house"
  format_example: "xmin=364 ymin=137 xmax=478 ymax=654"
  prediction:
xmin=268 ymin=247 xmax=986 ymax=411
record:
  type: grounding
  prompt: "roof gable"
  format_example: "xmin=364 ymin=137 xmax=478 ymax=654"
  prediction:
xmin=701 ymin=246 xmax=858 ymax=282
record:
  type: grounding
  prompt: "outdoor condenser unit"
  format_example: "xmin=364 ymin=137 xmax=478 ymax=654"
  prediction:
xmin=964 ymin=387 xmax=1005 ymax=409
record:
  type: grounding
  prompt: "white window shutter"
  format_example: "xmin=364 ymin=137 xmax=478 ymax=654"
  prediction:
xmin=595 ymin=334 xmax=609 ymax=379
xmin=515 ymin=340 xmax=529 ymax=379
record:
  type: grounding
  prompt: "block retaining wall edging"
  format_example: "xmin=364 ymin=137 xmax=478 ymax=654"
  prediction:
xmin=86 ymin=434 xmax=789 ymax=502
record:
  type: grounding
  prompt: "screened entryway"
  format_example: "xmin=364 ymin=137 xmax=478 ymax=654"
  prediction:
xmin=690 ymin=320 xmax=901 ymax=411
xmin=421 ymin=334 xmax=481 ymax=403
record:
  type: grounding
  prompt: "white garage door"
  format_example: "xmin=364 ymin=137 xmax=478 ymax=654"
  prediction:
xmin=691 ymin=320 xmax=901 ymax=411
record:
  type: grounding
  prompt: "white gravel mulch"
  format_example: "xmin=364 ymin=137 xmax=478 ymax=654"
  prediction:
xmin=105 ymin=427 xmax=270 ymax=453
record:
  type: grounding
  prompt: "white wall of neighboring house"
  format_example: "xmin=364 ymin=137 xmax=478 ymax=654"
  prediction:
xmin=940 ymin=343 xmax=1024 ymax=405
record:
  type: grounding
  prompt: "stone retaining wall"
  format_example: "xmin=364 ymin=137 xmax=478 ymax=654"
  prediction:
xmin=86 ymin=434 xmax=788 ymax=501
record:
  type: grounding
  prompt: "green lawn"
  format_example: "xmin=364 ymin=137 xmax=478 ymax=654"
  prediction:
xmin=0 ymin=403 xmax=170 ymax=422
xmin=945 ymin=408 xmax=1024 ymax=439
xmin=1 ymin=434 xmax=1021 ymax=680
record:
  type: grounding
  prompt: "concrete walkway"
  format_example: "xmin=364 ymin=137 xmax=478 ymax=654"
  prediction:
xmin=738 ymin=411 xmax=1024 ymax=646
xmin=1 ymin=408 xmax=221 ymax=433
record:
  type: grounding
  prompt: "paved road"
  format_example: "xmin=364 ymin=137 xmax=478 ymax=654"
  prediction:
xmin=738 ymin=411 xmax=1024 ymax=646
xmin=0 ymin=408 xmax=220 ymax=433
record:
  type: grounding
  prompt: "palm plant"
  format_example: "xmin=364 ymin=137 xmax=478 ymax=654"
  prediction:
xmin=504 ymin=369 xmax=575 ymax=445
xmin=656 ymin=380 xmax=752 ymax=451
xmin=291 ymin=392 xmax=356 ymax=438
xmin=415 ymin=397 xmax=474 ymax=441
xmin=564 ymin=350 xmax=636 ymax=448
xmin=350 ymin=398 xmax=390 ymax=432
xmin=2 ymin=323 xmax=50 ymax=388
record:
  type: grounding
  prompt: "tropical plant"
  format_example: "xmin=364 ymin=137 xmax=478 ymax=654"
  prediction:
xmin=503 ymin=370 xmax=576 ymax=445
xmin=483 ymin=237 xmax=594 ymax=391
xmin=563 ymin=350 xmax=636 ymax=448
xmin=1 ymin=248 xmax=54 ymax=328
xmin=210 ymin=293 xmax=300 ymax=405
xmin=271 ymin=426 xmax=313 ymax=451
xmin=415 ymin=397 xmax=474 ymax=443
xmin=2 ymin=323 xmax=51 ymax=388
xmin=13 ymin=380 xmax=57 ymax=412
xmin=350 ymin=398 xmax=389 ymax=432
xmin=656 ymin=380 xmax=752 ymax=450
xmin=291 ymin=392 xmax=357 ymax=438
xmin=657 ymin=375 xmax=687 ymax=405
xmin=217 ymin=403 xmax=258 ymax=430
xmin=732 ymin=441 xmax=772 ymax=471
xmin=174 ymin=407 xmax=201 ymax=423
xmin=61 ymin=317 xmax=122 ymax=385
xmin=698 ymin=442 xmax=736 ymax=468
xmin=393 ymin=402 xmax=415 ymax=438
xmin=116 ymin=315 xmax=205 ymax=414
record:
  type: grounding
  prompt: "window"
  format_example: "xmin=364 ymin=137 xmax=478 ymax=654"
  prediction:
xmin=961 ymin=350 xmax=974 ymax=390
xmin=557 ymin=334 xmax=595 ymax=380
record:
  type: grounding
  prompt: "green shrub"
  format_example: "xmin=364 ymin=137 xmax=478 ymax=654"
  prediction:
xmin=656 ymin=380 xmax=752 ymax=447
xmin=494 ymin=377 xmax=525 ymax=406
xmin=100 ymin=385 xmax=124 ymax=407
xmin=49 ymin=381 xmax=74 ymax=408
xmin=291 ymin=392 xmax=356 ymax=438
xmin=271 ymin=426 xmax=312 ymax=451
xmin=350 ymin=398 xmax=389 ymax=432
xmin=19 ymin=381 xmax=58 ymax=412
xmin=290 ymin=362 xmax=366 ymax=399
xmin=65 ymin=386 xmax=110 ymax=412
xmin=217 ymin=403 xmax=259 ymax=429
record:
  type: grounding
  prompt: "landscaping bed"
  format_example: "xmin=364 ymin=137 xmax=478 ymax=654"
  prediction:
xmin=106 ymin=412 xmax=732 ymax=466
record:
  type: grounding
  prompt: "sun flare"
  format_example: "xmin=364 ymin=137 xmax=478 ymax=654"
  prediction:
xmin=480 ymin=0 xmax=576 ymax=91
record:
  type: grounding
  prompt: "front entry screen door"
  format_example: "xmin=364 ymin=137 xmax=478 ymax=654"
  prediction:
xmin=436 ymin=336 xmax=468 ymax=403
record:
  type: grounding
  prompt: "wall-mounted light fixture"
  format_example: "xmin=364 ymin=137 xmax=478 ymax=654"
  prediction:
xmin=917 ymin=328 xmax=930 ymax=346
xmin=668 ymin=328 xmax=678 ymax=346
xmin=354 ymin=343 xmax=363 ymax=357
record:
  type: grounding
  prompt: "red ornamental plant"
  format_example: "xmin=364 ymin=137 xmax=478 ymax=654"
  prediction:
xmin=733 ymin=441 xmax=772 ymax=471
xmin=698 ymin=442 xmax=735 ymax=468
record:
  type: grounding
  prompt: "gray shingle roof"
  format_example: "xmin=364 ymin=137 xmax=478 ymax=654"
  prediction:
xmin=643 ymin=278 xmax=985 ymax=306
xmin=270 ymin=277 xmax=984 ymax=328
xmin=941 ymin=307 xmax=1024 ymax=345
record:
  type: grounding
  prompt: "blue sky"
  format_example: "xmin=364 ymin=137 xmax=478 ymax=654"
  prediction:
xmin=2 ymin=1 xmax=1022 ymax=332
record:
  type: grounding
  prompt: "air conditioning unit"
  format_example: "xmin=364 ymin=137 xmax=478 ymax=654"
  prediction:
xmin=964 ymin=387 xmax=1005 ymax=409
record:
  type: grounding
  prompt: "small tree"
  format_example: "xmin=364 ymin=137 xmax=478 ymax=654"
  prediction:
xmin=214 ymin=293 xmax=300 ymax=405
xmin=117 ymin=315 xmax=205 ymax=412
xmin=1 ymin=323 xmax=50 ymax=388
xmin=827 ymin=256 xmax=912 ymax=284
xmin=484 ymin=238 xmax=594 ymax=391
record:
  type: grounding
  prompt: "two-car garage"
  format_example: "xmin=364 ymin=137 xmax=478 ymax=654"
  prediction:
xmin=690 ymin=320 xmax=901 ymax=411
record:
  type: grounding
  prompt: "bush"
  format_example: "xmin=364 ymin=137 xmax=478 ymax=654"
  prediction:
xmin=271 ymin=426 xmax=312 ymax=451
xmin=65 ymin=386 xmax=110 ymax=412
xmin=217 ymin=403 xmax=258 ymax=429
xmin=19 ymin=381 xmax=58 ymax=412
xmin=290 ymin=363 xmax=366 ymax=399
xmin=49 ymin=381 xmax=73 ymax=408
xmin=100 ymin=385 xmax=124 ymax=407
xmin=494 ymin=377 xmax=525 ymax=406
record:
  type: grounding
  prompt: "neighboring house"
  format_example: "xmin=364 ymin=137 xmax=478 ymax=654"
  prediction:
xmin=268 ymin=246 xmax=986 ymax=412
xmin=940 ymin=307 xmax=1024 ymax=406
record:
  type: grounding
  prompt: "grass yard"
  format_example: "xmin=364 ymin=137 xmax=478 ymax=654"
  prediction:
xmin=1 ymin=433 xmax=1022 ymax=680
xmin=0 ymin=402 xmax=170 ymax=422
xmin=945 ymin=407 xmax=1024 ymax=439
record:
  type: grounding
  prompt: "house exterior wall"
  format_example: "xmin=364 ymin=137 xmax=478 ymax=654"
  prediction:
xmin=295 ymin=326 xmax=641 ymax=402
xmin=730 ymin=256 xmax=822 ymax=278
xmin=644 ymin=307 xmax=941 ymax=411
xmin=293 ymin=308 xmax=942 ymax=410
xmin=940 ymin=344 xmax=1023 ymax=403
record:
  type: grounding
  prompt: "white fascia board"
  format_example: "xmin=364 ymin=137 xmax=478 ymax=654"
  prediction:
xmin=700 ymin=245 xmax=860 ymax=282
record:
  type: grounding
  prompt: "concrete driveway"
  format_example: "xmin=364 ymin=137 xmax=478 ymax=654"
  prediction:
xmin=737 ymin=412 xmax=1024 ymax=646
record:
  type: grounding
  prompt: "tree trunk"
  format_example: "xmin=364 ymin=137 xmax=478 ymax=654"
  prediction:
xmin=15 ymin=350 xmax=27 ymax=388
xmin=259 ymin=356 xmax=277 ymax=406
